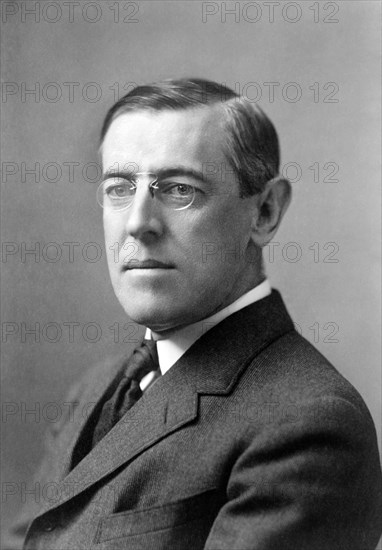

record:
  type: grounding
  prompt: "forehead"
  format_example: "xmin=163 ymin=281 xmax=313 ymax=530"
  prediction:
xmin=101 ymin=106 xmax=228 ymax=171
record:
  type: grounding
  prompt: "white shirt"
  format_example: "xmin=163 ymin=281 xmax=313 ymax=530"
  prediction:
xmin=140 ymin=279 xmax=271 ymax=391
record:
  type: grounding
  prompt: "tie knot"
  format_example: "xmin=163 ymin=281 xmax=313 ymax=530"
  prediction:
xmin=127 ymin=339 xmax=160 ymax=382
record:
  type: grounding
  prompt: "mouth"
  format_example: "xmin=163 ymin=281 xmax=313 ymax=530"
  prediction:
xmin=122 ymin=259 xmax=175 ymax=271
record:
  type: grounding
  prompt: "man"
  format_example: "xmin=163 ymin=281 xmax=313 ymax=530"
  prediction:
xmin=10 ymin=78 xmax=382 ymax=549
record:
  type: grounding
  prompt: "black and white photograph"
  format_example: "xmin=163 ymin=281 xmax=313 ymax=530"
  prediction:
xmin=1 ymin=1 xmax=381 ymax=549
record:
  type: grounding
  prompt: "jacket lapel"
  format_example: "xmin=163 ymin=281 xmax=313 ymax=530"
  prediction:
xmin=37 ymin=360 xmax=199 ymax=515
xmin=48 ymin=354 xmax=128 ymax=483
xmin=36 ymin=289 xmax=294 ymax=516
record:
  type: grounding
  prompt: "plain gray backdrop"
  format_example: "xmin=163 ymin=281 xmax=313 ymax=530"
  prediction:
xmin=1 ymin=0 xmax=381 ymax=537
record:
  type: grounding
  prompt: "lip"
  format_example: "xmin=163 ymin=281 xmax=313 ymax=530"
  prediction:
xmin=122 ymin=259 xmax=175 ymax=270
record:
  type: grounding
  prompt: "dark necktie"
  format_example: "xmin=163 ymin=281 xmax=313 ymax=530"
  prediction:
xmin=92 ymin=339 xmax=160 ymax=448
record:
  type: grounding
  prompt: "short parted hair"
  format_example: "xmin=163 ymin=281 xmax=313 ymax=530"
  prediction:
xmin=100 ymin=78 xmax=280 ymax=196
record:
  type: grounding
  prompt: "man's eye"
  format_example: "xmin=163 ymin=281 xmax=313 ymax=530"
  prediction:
xmin=104 ymin=181 xmax=134 ymax=198
xmin=162 ymin=183 xmax=197 ymax=197
xmin=110 ymin=185 xmax=128 ymax=197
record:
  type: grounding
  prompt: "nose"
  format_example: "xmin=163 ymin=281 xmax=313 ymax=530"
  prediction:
xmin=123 ymin=183 xmax=163 ymax=241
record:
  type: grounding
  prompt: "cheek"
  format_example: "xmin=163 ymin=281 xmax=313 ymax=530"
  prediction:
xmin=103 ymin=217 xmax=124 ymax=269
xmin=178 ymin=219 xmax=250 ymax=286
xmin=103 ymin=213 xmax=121 ymax=238
xmin=186 ymin=207 xmax=252 ymax=259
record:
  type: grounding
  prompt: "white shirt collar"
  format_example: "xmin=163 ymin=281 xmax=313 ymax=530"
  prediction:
xmin=145 ymin=279 xmax=271 ymax=376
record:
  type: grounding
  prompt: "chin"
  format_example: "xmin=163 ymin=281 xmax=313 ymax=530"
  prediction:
xmin=119 ymin=298 xmax=181 ymax=331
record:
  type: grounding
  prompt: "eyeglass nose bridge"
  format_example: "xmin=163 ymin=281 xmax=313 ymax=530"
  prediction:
xmin=129 ymin=172 xmax=160 ymax=200
xmin=142 ymin=173 xmax=160 ymax=198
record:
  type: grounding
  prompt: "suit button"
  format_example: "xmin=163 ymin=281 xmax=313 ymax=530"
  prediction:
xmin=43 ymin=521 xmax=55 ymax=532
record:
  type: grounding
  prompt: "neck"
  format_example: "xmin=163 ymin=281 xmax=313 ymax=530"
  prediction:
xmin=150 ymin=271 xmax=266 ymax=340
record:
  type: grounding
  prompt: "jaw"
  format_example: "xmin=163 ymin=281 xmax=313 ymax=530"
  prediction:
xmin=111 ymin=255 xmax=264 ymax=334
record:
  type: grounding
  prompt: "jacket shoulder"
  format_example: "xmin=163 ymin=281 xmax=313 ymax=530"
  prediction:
xmin=242 ymin=329 xmax=372 ymax=413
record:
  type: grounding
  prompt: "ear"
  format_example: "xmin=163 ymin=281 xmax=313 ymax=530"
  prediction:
xmin=250 ymin=177 xmax=292 ymax=247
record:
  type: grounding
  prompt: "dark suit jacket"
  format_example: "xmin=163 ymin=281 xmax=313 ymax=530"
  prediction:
xmin=8 ymin=290 xmax=382 ymax=549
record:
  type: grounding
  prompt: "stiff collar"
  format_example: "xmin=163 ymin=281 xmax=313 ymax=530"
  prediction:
xmin=144 ymin=279 xmax=271 ymax=377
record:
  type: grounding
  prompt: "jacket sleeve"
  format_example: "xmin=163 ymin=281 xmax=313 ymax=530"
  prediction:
xmin=204 ymin=396 xmax=382 ymax=550
xmin=2 ymin=380 xmax=84 ymax=550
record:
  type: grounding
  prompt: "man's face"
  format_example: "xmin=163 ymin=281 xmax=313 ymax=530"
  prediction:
xmin=102 ymin=106 xmax=261 ymax=333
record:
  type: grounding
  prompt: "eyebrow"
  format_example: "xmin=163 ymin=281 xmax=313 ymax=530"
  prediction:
xmin=102 ymin=166 xmax=210 ymax=184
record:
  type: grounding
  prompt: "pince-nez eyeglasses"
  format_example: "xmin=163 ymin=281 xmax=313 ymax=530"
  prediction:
xmin=97 ymin=172 xmax=197 ymax=211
